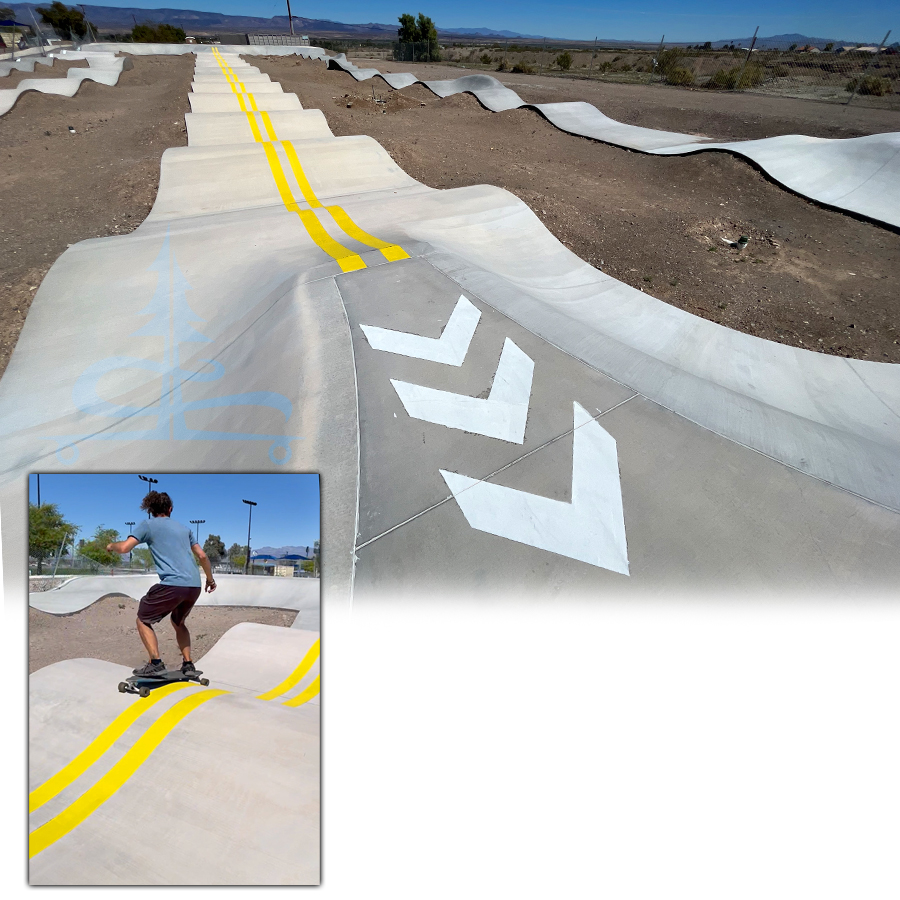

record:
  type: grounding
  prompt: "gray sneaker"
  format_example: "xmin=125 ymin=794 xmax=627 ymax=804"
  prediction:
xmin=181 ymin=660 xmax=196 ymax=675
xmin=133 ymin=660 xmax=166 ymax=677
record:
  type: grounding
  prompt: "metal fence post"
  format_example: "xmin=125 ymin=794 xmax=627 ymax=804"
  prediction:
xmin=539 ymin=37 xmax=546 ymax=74
xmin=846 ymin=30 xmax=891 ymax=105
xmin=734 ymin=25 xmax=759 ymax=90
xmin=588 ymin=36 xmax=597 ymax=77
xmin=647 ymin=34 xmax=665 ymax=84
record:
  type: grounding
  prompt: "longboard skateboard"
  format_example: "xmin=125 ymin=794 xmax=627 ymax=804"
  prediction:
xmin=119 ymin=668 xmax=210 ymax=697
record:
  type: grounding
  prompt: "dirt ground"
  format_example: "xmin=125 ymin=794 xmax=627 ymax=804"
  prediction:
xmin=28 ymin=594 xmax=297 ymax=673
xmin=1 ymin=52 xmax=898 ymax=373
xmin=253 ymin=55 xmax=900 ymax=363
xmin=0 ymin=53 xmax=193 ymax=377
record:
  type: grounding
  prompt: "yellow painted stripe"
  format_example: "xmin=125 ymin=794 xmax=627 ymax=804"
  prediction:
xmin=297 ymin=209 xmax=367 ymax=272
xmin=29 ymin=690 xmax=228 ymax=858
xmin=244 ymin=109 xmax=264 ymax=143
xmin=256 ymin=639 xmax=320 ymax=701
xmin=262 ymin=143 xmax=366 ymax=272
xmin=28 ymin=681 xmax=194 ymax=815
xmin=236 ymin=92 xmax=247 ymax=112
xmin=247 ymin=93 xmax=259 ymax=111
xmin=260 ymin=110 xmax=278 ymax=141
xmin=325 ymin=206 xmax=411 ymax=262
xmin=282 ymin=675 xmax=320 ymax=708
xmin=281 ymin=140 xmax=323 ymax=208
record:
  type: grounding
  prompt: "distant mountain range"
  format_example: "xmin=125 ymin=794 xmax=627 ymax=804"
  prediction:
xmin=6 ymin=5 xmax=885 ymax=48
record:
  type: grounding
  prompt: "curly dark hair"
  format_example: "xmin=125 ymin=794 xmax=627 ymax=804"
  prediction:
xmin=141 ymin=490 xmax=173 ymax=517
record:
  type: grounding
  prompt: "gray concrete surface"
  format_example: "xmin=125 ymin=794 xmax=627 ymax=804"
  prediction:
xmin=2 ymin=47 xmax=898 ymax=615
xmin=28 ymin=623 xmax=319 ymax=884
xmin=28 ymin=574 xmax=320 ymax=629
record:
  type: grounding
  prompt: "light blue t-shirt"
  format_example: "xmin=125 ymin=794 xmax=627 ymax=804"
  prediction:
xmin=130 ymin=517 xmax=201 ymax=587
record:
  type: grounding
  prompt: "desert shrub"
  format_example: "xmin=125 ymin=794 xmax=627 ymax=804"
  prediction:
xmin=845 ymin=75 xmax=892 ymax=96
xmin=705 ymin=63 xmax=765 ymax=89
xmin=616 ymin=63 xmax=633 ymax=72
xmin=511 ymin=63 xmax=534 ymax=74
xmin=772 ymin=64 xmax=789 ymax=77
xmin=480 ymin=52 xmax=492 ymax=65
xmin=496 ymin=59 xmax=508 ymax=72
xmin=556 ymin=51 xmax=573 ymax=71
xmin=665 ymin=66 xmax=695 ymax=86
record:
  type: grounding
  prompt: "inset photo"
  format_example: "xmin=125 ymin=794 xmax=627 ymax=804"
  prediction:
xmin=28 ymin=473 xmax=320 ymax=885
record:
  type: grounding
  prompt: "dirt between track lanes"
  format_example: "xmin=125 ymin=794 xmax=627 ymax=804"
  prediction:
xmin=254 ymin=55 xmax=900 ymax=364
xmin=0 ymin=53 xmax=193 ymax=378
xmin=29 ymin=595 xmax=299 ymax=673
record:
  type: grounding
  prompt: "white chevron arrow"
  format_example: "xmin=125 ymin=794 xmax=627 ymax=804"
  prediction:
xmin=359 ymin=294 xmax=480 ymax=365
xmin=439 ymin=402 xmax=629 ymax=574
xmin=391 ymin=338 xmax=534 ymax=443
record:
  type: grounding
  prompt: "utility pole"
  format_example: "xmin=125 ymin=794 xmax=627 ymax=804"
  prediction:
xmin=735 ymin=26 xmax=759 ymax=91
xmin=242 ymin=499 xmax=257 ymax=574
xmin=78 ymin=5 xmax=93 ymax=44
xmin=846 ymin=30 xmax=891 ymax=106
xmin=28 ymin=6 xmax=47 ymax=56
xmin=138 ymin=475 xmax=158 ymax=517
xmin=286 ymin=0 xmax=294 ymax=36
xmin=190 ymin=519 xmax=206 ymax=548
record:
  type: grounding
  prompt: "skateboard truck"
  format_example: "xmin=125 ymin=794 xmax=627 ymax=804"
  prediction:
xmin=118 ymin=668 xmax=210 ymax=698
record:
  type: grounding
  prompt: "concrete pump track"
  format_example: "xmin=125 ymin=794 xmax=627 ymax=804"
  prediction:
xmin=6 ymin=44 xmax=899 ymax=883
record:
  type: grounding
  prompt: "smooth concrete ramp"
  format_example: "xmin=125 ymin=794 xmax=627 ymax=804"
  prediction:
xmin=0 ymin=51 xmax=133 ymax=116
xmin=29 ymin=574 xmax=320 ymax=629
xmin=2 ymin=48 xmax=898 ymax=603
xmin=29 ymin=623 xmax=319 ymax=884
xmin=326 ymin=53 xmax=900 ymax=229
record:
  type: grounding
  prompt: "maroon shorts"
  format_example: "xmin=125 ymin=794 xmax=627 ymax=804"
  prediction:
xmin=137 ymin=583 xmax=201 ymax=625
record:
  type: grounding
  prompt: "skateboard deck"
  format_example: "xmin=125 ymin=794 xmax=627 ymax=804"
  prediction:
xmin=118 ymin=668 xmax=209 ymax=697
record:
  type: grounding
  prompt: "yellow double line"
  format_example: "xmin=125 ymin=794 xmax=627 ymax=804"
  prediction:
xmin=208 ymin=49 xmax=409 ymax=273
xmin=29 ymin=639 xmax=321 ymax=858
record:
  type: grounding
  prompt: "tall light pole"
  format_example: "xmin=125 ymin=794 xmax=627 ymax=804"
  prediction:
xmin=190 ymin=519 xmax=206 ymax=548
xmin=125 ymin=521 xmax=135 ymax=568
xmin=138 ymin=475 xmax=158 ymax=517
xmin=242 ymin=500 xmax=256 ymax=575
xmin=36 ymin=474 xmax=40 ymax=506
xmin=286 ymin=0 xmax=294 ymax=35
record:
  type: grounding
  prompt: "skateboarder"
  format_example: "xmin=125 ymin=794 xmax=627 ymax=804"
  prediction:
xmin=107 ymin=490 xmax=217 ymax=677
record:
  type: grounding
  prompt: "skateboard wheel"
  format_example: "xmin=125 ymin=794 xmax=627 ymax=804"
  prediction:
xmin=118 ymin=682 xmax=127 ymax=693
xmin=199 ymin=678 xmax=209 ymax=686
xmin=139 ymin=686 xmax=151 ymax=698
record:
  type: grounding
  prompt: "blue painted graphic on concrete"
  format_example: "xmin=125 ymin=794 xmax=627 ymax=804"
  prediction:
xmin=53 ymin=233 xmax=300 ymax=464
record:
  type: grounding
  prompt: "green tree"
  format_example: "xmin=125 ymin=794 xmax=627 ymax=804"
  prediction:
xmin=556 ymin=51 xmax=573 ymax=71
xmin=36 ymin=2 xmax=93 ymax=40
xmin=227 ymin=542 xmax=248 ymax=572
xmin=81 ymin=525 xmax=121 ymax=568
xmin=397 ymin=12 xmax=417 ymax=43
xmin=132 ymin=547 xmax=154 ymax=570
xmin=203 ymin=534 xmax=225 ymax=565
xmin=29 ymin=503 xmax=77 ymax=574
xmin=301 ymin=559 xmax=315 ymax=574
xmin=132 ymin=22 xmax=186 ymax=43
xmin=396 ymin=11 xmax=440 ymax=61
xmin=0 ymin=8 xmax=15 ymax=21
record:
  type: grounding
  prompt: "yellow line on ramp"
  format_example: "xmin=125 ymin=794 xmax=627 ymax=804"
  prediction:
xmin=256 ymin=638 xmax=320 ymax=701
xmin=29 ymin=689 xmax=228 ymax=858
xmin=28 ymin=681 xmax=194 ymax=814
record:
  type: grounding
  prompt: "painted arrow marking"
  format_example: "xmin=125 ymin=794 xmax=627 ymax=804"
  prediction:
xmin=359 ymin=295 xmax=480 ymax=365
xmin=391 ymin=338 xmax=534 ymax=443
xmin=439 ymin=402 xmax=629 ymax=574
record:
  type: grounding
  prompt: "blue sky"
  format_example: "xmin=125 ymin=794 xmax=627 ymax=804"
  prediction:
xmin=79 ymin=1 xmax=894 ymax=43
xmin=28 ymin=473 xmax=320 ymax=554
